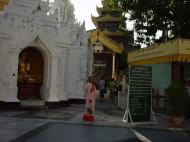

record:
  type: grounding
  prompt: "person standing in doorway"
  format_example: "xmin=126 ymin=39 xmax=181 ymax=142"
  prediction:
xmin=99 ymin=77 xmax=106 ymax=101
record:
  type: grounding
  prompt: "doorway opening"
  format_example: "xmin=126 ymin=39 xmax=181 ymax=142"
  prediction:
xmin=17 ymin=47 xmax=44 ymax=100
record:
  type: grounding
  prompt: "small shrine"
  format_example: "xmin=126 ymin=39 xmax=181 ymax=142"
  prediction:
xmin=0 ymin=0 xmax=89 ymax=108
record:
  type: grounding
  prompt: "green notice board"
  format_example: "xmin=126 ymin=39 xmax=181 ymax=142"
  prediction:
xmin=128 ymin=65 xmax=152 ymax=122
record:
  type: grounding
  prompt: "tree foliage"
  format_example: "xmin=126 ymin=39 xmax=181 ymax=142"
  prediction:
xmin=108 ymin=0 xmax=190 ymax=46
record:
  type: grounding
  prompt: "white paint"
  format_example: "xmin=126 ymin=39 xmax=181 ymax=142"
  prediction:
xmin=0 ymin=0 xmax=90 ymax=102
xmin=132 ymin=129 xmax=152 ymax=142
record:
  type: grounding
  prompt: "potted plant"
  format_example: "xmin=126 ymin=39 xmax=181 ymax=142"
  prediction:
xmin=165 ymin=81 xmax=189 ymax=126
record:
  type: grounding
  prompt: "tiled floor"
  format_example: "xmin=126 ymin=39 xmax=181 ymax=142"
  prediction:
xmin=0 ymin=100 xmax=189 ymax=142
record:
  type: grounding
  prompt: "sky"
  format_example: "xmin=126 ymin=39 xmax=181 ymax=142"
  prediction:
xmin=70 ymin=0 xmax=102 ymax=31
xmin=49 ymin=0 xmax=135 ymax=31
xmin=49 ymin=0 xmax=103 ymax=30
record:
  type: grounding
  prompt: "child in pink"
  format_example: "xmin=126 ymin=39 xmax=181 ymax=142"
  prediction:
xmin=85 ymin=76 xmax=96 ymax=114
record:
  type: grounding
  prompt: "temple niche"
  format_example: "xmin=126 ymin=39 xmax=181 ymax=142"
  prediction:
xmin=0 ymin=0 xmax=89 ymax=107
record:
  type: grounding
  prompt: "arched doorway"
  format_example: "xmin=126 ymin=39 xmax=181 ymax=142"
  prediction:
xmin=17 ymin=47 xmax=44 ymax=100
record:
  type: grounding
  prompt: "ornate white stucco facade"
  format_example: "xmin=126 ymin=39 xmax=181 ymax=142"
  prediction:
xmin=0 ymin=0 xmax=89 ymax=104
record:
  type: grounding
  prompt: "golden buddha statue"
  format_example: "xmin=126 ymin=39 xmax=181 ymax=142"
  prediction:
xmin=18 ymin=53 xmax=37 ymax=84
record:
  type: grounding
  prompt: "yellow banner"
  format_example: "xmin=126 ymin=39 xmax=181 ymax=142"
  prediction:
xmin=128 ymin=38 xmax=190 ymax=65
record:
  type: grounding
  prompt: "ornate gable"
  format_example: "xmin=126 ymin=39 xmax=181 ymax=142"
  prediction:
xmin=0 ymin=0 xmax=88 ymax=47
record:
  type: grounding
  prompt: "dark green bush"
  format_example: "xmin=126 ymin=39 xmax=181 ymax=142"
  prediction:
xmin=166 ymin=81 xmax=189 ymax=117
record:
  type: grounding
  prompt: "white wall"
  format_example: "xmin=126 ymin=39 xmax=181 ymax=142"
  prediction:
xmin=65 ymin=47 xmax=87 ymax=99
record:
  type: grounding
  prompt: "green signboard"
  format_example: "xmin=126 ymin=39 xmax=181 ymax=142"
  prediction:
xmin=128 ymin=65 xmax=152 ymax=122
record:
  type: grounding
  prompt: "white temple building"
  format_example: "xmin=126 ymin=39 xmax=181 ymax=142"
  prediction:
xmin=0 ymin=0 xmax=90 ymax=108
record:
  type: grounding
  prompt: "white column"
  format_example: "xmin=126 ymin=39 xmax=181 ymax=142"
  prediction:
xmin=47 ymin=56 xmax=59 ymax=102
xmin=6 ymin=50 xmax=19 ymax=102
xmin=112 ymin=53 xmax=116 ymax=80
xmin=58 ymin=48 xmax=67 ymax=100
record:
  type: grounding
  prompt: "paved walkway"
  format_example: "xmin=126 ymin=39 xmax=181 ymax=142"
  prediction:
xmin=0 ymin=99 xmax=189 ymax=142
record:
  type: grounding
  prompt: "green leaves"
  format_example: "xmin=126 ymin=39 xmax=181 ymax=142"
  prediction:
xmin=109 ymin=0 xmax=190 ymax=46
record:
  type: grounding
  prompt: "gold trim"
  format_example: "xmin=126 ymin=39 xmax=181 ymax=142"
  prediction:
xmin=94 ymin=15 xmax=122 ymax=22
xmin=0 ymin=0 xmax=9 ymax=11
xmin=91 ymin=16 xmax=98 ymax=27
xmin=90 ymin=30 xmax=124 ymax=54
xmin=129 ymin=54 xmax=190 ymax=65
xmin=102 ymin=29 xmax=124 ymax=36
xmin=97 ymin=6 xmax=122 ymax=13
xmin=92 ymin=15 xmax=122 ymax=29
xmin=128 ymin=38 xmax=190 ymax=65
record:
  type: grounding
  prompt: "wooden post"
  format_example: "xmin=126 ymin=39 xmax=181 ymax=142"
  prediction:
xmin=112 ymin=53 xmax=115 ymax=79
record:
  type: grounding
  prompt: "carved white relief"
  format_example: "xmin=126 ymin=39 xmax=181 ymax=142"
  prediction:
xmin=70 ymin=22 xmax=88 ymax=46
xmin=1 ymin=52 xmax=10 ymax=85
xmin=49 ymin=0 xmax=76 ymax=27
xmin=0 ymin=0 xmax=89 ymax=101
xmin=64 ymin=2 xmax=75 ymax=25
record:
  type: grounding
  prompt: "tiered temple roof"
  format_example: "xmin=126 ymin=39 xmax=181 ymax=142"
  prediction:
xmin=91 ymin=0 xmax=126 ymax=53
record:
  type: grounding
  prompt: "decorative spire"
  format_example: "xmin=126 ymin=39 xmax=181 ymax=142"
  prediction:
xmin=50 ymin=0 xmax=75 ymax=26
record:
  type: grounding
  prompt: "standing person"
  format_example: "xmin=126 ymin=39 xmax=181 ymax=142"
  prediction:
xmin=109 ymin=78 xmax=116 ymax=102
xmin=99 ymin=77 xmax=106 ymax=101
xmin=122 ymin=75 xmax=126 ymax=92
xmin=85 ymin=76 xmax=96 ymax=114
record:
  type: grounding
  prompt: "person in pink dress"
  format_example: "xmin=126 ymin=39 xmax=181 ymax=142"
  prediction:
xmin=85 ymin=76 xmax=96 ymax=114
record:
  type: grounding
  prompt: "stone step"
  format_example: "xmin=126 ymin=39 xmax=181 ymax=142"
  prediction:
xmin=20 ymin=100 xmax=46 ymax=108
